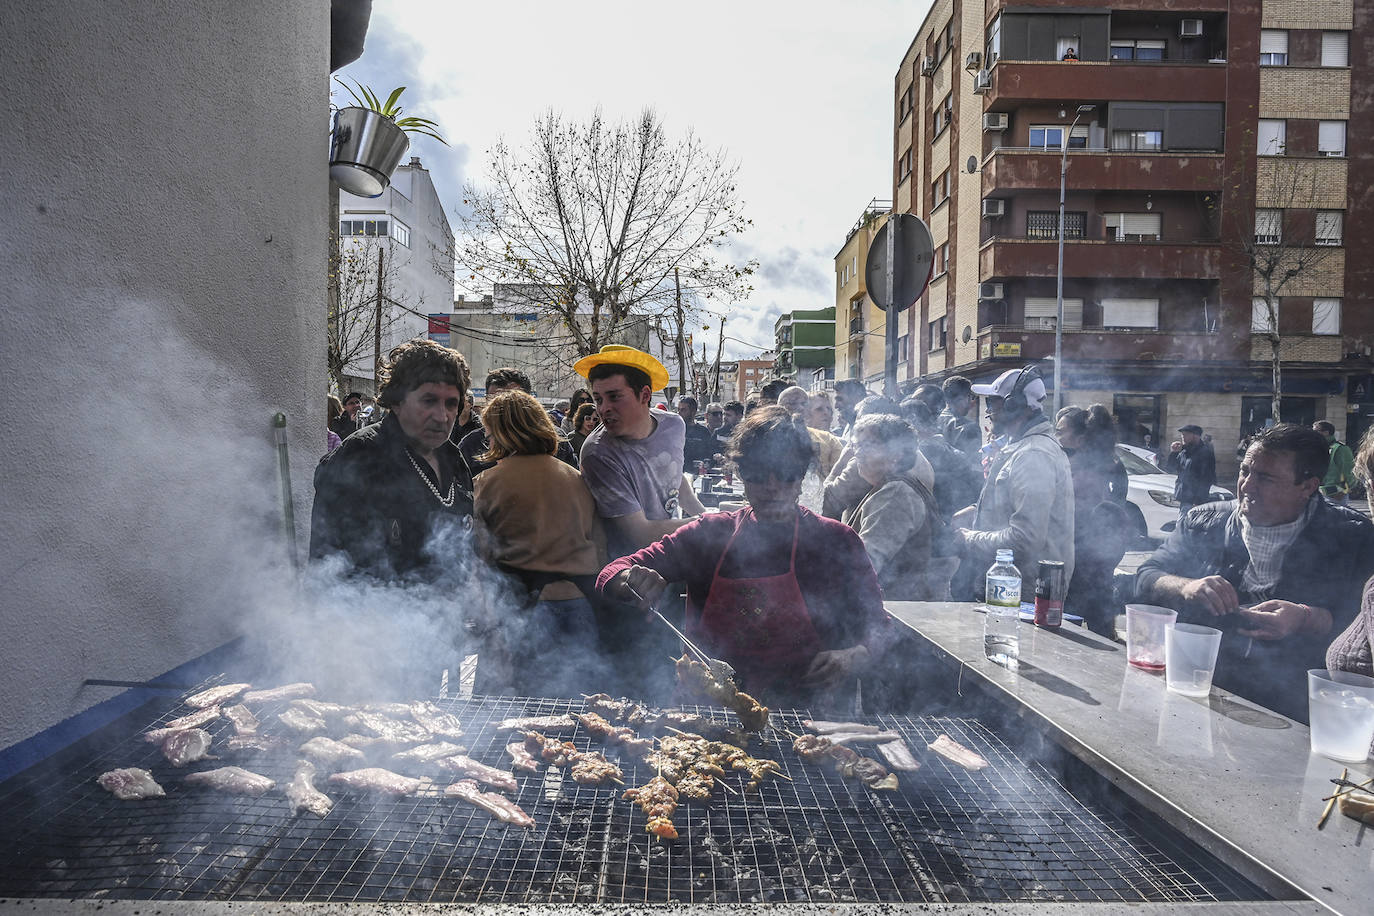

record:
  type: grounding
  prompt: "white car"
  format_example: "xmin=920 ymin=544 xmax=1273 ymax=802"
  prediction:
xmin=1115 ymin=443 xmax=1234 ymax=543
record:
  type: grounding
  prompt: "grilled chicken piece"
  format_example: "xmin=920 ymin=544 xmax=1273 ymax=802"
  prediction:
xmin=328 ymin=767 xmax=421 ymax=797
xmin=298 ymin=736 xmax=367 ymax=768
xmin=289 ymin=699 xmax=354 ymax=721
xmin=927 ymin=734 xmax=989 ymax=771
xmin=877 ymin=739 xmax=922 ymax=772
xmin=349 ymin=711 xmax=432 ymax=745
xmin=243 ymin=683 xmax=316 ymax=704
xmin=437 ymin=755 xmax=518 ymax=793
xmin=675 ymin=655 xmax=769 ymax=731
xmin=226 ymin=735 xmax=288 ymax=756
xmin=161 ymin=728 xmax=213 ymax=767
xmin=506 ymin=741 xmax=541 ymax=773
xmin=392 ymin=742 xmax=468 ymax=766
xmin=286 ymin=760 xmax=333 ymax=817
xmin=184 ymin=766 xmax=275 ymax=796
xmin=445 ymin=779 xmax=534 ymax=828
xmin=97 ymin=767 xmax=166 ymax=800
xmin=185 ymin=683 xmax=252 ymax=709
xmin=624 ymin=776 xmax=679 ymax=840
xmin=278 ymin=707 xmax=327 ymax=736
xmin=569 ymin=752 xmax=622 ymax=786
xmin=803 ymin=720 xmax=882 ymax=735
xmin=409 ymin=702 xmax=465 ymax=740
xmin=495 ymin=714 xmax=577 ymax=733
xmin=145 ymin=706 xmax=221 ymax=742
xmin=224 ymin=704 xmax=260 ymax=736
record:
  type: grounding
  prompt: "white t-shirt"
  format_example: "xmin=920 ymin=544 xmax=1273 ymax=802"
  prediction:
xmin=580 ymin=408 xmax=686 ymax=524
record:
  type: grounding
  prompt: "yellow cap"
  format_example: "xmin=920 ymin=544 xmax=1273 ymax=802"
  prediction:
xmin=572 ymin=344 xmax=669 ymax=392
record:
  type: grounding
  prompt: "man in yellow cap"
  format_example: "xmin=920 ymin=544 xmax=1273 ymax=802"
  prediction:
xmin=573 ymin=345 xmax=705 ymax=557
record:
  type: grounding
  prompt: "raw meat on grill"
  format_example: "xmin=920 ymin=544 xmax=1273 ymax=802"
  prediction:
xmin=445 ymin=779 xmax=534 ymax=828
xmin=161 ymin=728 xmax=213 ymax=767
xmin=96 ymin=767 xmax=166 ymax=800
xmin=436 ymin=755 xmax=518 ymax=793
xmin=408 ymin=702 xmax=465 ymax=739
xmin=298 ymin=736 xmax=367 ymax=768
xmin=184 ymin=766 xmax=275 ymax=797
xmin=347 ymin=711 xmax=432 ymax=745
xmin=224 ymin=704 xmax=260 ymax=736
xmin=225 ymin=735 xmax=289 ymax=755
xmin=339 ymin=733 xmax=407 ymax=755
xmin=184 ymin=683 xmax=251 ymax=709
xmin=289 ymin=699 xmax=354 ymax=721
xmin=327 ymin=767 xmax=422 ymax=797
xmin=286 ymin=760 xmax=334 ymax=817
xmin=495 ymin=714 xmax=577 ymax=733
xmin=506 ymin=741 xmax=541 ymax=773
xmin=144 ymin=705 xmax=221 ymax=740
xmin=927 ymin=734 xmax=989 ymax=771
xmin=361 ymin=702 xmax=413 ymax=717
xmin=623 ymin=775 xmax=679 ymax=840
xmin=803 ymin=720 xmax=883 ymax=735
xmin=818 ymin=729 xmax=903 ymax=746
xmin=877 ymin=739 xmax=922 ymax=772
xmin=391 ymin=742 xmax=468 ymax=766
xmin=675 ymin=655 xmax=769 ymax=731
xmin=243 ymin=683 xmax=316 ymax=704
xmin=277 ymin=707 xmax=327 ymax=736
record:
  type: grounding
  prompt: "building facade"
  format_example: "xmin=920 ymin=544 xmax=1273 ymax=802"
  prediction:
xmin=894 ymin=0 xmax=1368 ymax=476
xmin=735 ymin=355 xmax=777 ymax=402
xmin=775 ymin=307 xmax=837 ymax=390
xmin=834 ymin=203 xmax=892 ymax=388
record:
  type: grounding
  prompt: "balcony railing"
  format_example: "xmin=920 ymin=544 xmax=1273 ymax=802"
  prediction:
xmin=976 ymin=324 xmax=1242 ymax=363
xmin=849 ymin=317 xmax=864 ymax=336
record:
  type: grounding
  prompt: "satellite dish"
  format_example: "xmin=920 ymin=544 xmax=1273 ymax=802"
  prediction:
xmin=967 ymin=155 xmax=978 ymax=174
xmin=962 ymin=325 xmax=973 ymax=343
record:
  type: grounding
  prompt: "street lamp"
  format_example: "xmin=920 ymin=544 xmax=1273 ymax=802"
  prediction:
xmin=1054 ymin=103 xmax=1095 ymax=414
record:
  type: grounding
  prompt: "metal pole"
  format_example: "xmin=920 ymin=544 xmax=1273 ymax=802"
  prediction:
xmin=1055 ymin=134 xmax=1068 ymax=415
xmin=373 ymin=247 xmax=385 ymax=396
xmin=884 ymin=216 xmax=898 ymax=399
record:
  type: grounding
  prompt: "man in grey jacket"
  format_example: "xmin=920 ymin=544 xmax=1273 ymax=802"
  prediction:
xmin=950 ymin=367 xmax=1075 ymax=597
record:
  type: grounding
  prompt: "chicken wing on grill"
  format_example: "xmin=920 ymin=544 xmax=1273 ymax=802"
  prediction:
xmin=327 ymin=767 xmax=422 ymax=797
xmin=97 ymin=767 xmax=166 ymax=800
xmin=286 ymin=760 xmax=334 ymax=817
xmin=185 ymin=683 xmax=252 ymax=709
xmin=445 ymin=779 xmax=534 ymax=828
xmin=674 ymin=655 xmax=769 ymax=731
xmin=298 ymin=736 xmax=367 ymax=768
xmin=243 ymin=683 xmax=316 ymax=704
xmin=161 ymin=728 xmax=213 ymax=767
xmin=184 ymin=766 xmax=275 ymax=797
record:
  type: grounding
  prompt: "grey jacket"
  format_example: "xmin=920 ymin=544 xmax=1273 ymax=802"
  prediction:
xmin=963 ymin=412 xmax=1076 ymax=586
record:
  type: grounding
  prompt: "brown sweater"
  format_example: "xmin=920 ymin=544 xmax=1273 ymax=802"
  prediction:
xmin=474 ymin=454 xmax=605 ymax=600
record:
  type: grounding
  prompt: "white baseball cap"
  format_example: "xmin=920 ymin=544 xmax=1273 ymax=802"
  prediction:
xmin=971 ymin=368 xmax=1047 ymax=404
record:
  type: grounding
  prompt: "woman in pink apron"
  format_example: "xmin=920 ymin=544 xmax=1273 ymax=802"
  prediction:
xmin=598 ymin=408 xmax=890 ymax=712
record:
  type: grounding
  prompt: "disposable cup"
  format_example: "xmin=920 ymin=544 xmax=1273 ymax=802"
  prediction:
xmin=1308 ymin=668 xmax=1374 ymax=762
xmin=1164 ymin=623 xmax=1222 ymax=696
xmin=1124 ymin=604 xmax=1177 ymax=671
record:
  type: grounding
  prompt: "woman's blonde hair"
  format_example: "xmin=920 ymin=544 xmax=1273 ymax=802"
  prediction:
xmin=479 ymin=389 xmax=560 ymax=462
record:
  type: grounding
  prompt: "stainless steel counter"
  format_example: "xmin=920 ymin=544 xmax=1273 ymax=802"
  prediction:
xmin=885 ymin=600 xmax=1374 ymax=916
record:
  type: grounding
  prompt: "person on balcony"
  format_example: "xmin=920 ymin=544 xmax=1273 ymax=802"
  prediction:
xmin=1061 ymin=47 xmax=1079 ymax=61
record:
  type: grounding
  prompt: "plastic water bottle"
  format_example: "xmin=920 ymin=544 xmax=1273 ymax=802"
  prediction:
xmin=984 ymin=549 xmax=1021 ymax=667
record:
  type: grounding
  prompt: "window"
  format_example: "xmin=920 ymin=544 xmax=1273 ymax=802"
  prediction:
xmin=933 ymin=92 xmax=953 ymax=135
xmin=1251 ymin=297 xmax=1277 ymax=333
xmin=1026 ymin=211 xmax=1085 ymax=239
xmin=1029 ymin=125 xmax=1063 ymax=149
xmin=1111 ymin=129 xmax=1163 ymax=151
xmin=1114 ymin=395 xmax=1162 ymax=448
xmin=934 ymin=242 xmax=950 ymax=275
xmin=1259 ymin=30 xmax=1288 ymax=66
xmin=942 ymin=19 xmax=955 ymax=56
xmin=899 ymin=84 xmax=913 ymax=121
xmin=340 ymin=218 xmax=389 ymax=237
xmin=1111 ymin=39 xmax=1166 ymax=61
xmin=1057 ymin=36 xmax=1080 ymax=60
xmin=986 ymin=14 xmax=1001 ymax=65
xmin=929 ymin=316 xmax=947 ymax=351
xmin=1256 ymin=120 xmax=1286 ymax=155
xmin=1254 ymin=210 xmax=1281 ymax=245
xmin=1319 ymin=120 xmax=1346 ymax=157
xmin=1316 ymin=211 xmax=1343 ymax=246
xmin=1104 ymin=213 xmax=1162 ymax=242
xmin=1024 ymin=297 xmax=1083 ymax=330
xmin=1102 ymin=298 xmax=1160 ymax=329
xmin=932 ymin=170 xmax=950 ymax=208
xmin=1313 ymin=299 xmax=1341 ymax=335
xmin=898 ymin=147 xmax=913 ymax=181
xmin=392 ymin=219 xmax=410 ymax=247
xmin=1321 ymin=32 xmax=1350 ymax=67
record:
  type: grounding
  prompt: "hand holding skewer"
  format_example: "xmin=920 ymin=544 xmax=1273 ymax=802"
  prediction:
xmin=615 ymin=566 xmax=668 ymax=616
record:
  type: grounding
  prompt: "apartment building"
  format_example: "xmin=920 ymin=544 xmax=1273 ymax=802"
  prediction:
xmin=833 ymin=202 xmax=892 ymax=389
xmin=735 ymin=355 xmax=777 ymax=402
xmin=893 ymin=0 xmax=1367 ymax=471
xmin=775 ymin=307 xmax=837 ymax=390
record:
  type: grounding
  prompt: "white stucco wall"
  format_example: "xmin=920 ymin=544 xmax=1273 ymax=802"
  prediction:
xmin=0 ymin=1 xmax=330 ymax=751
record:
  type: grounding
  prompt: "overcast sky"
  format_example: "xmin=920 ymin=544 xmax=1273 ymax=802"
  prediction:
xmin=336 ymin=0 xmax=934 ymax=359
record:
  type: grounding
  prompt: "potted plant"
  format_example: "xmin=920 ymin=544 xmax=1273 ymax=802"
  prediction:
xmin=329 ymin=79 xmax=448 ymax=197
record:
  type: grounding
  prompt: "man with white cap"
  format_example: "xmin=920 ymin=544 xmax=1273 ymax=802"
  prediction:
xmin=949 ymin=366 xmax=1074 ymax=598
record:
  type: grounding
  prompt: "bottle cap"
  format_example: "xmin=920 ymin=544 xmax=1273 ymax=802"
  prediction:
xmin=995 ymin=549 xmax=1014 ymax=562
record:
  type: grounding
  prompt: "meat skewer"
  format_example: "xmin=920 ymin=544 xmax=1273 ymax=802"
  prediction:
xmin=224 ymin=704 xmax=260 ymax=736
xmin=675 ymin=655 xmax=769 ymax=731
xmin=436 ymin=755 xmax=519 ymax=793
xmin=445 ymin=779 xmax=534 ymax=828
xmin=568 ymin=752 xmax=623 ymax=786
xmin=584 ymin=695 xmax=746 ymax=746
xmin=927 ymin=734 xmax=989 ymax=771
xmin=184 ymin=766 xmax=276 ymax=797
xmin=623 ymin=775 xmax=679 ymax=840
xmin=792 ymin=735 xmax=899 ymax=790
xmin=243 ymin=683 xmax=316 ymax=704
xmin=185 ymin=683 xmax=251 ymax=709
xmin=575 ymin=711 xmax=653 ymax=755
xmin=97 ymin=767 xmax=166 ymax=800
xmin=161 ymin=728 xmax=213 ymax=767
xmin=328 ymin=767 xmax=422 ymax=797
xmin=286 ymin=760 xmax=334 ymax=817
xmin=298 ymin=736 xmax=367 ymax=768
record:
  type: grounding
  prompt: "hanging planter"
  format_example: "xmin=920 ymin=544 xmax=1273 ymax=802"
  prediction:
xmin=329 ymin=81 xmax=448 ymax=198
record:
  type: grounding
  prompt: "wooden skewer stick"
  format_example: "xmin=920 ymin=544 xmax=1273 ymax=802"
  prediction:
xmin=1318 ymin=767 xmax=1349 ymax=829
xmin=717 ymin=780 xmax=737 ymax=796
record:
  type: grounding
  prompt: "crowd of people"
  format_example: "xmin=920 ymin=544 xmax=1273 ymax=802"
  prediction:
xmin=309 ymin=337 xmax=1374 ymax=727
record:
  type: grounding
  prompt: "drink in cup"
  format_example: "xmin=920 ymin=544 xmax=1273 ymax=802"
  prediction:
xmin=1164 ymin=623 xmax=1222 ymax=696
xmin=1125 ymin=604 xmax=1177 ymax=670
xmin=1308 ymin=669 xmax=1374 ymax=762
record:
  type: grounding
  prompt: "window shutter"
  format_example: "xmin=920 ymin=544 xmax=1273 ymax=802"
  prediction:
xmin=1313 ymin=299 xmax=1341 ymax=335
xmin=1260 ymin=31 xmax=1288 ymax=54
xmin=1121 ymin=214 xmax=1161 ymax=238
xmin=1316 ymin=211 xmax=1343 ymax=245
xmin=1319 ymin=121 xmax=1346 ymax=155
xmin=1101 ymin=298 xmax=1159 ymax=329
xmin=1251 ymin=297 xmax=1277 ymax=333
xmin=1321 ymin=32 xmax=1349 ymax=67
xmin=1024 ymin=297 xmax=1082 ymax=328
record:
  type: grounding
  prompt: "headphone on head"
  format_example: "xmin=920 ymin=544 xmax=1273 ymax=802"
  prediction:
xmin=1001 ymin=364 xmax=1043 ymax=413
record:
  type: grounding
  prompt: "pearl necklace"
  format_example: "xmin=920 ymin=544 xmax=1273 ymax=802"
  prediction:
xmin=406 ymin=449 xmax=456 ymax=507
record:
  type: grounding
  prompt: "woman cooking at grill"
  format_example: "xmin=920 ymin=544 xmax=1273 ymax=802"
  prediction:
xmin=596 ymin=406 xmax=891 ymax=713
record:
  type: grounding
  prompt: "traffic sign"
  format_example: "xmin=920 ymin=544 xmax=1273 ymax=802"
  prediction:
xmin=865 ymin=213 xmax=935 ymax=312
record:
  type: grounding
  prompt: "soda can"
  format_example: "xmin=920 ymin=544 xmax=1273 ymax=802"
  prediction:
xmin=1033 ymin=560 xmax=1066 ymax=628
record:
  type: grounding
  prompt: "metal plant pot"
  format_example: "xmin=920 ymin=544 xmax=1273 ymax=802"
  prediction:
xmin=329 ymin=106 xmax=410 ymax=197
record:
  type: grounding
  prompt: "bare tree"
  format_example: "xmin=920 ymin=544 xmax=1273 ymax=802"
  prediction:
xmin=1230 ymin=153 xmax=1340 ymax=422
xmin=327 ymin=234 xmax=410 ymax=392
xmin=457 ymin=108 xmax=755 ymax=359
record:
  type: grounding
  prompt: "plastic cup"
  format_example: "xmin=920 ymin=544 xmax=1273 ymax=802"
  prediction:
xmin=1164 ymin=623 xmax=1222 ymax=696
xmin=1125 ymin=604 xmax=1177 ymax=670
xmin=1308 ymin=668 xmax=1374 ymax=762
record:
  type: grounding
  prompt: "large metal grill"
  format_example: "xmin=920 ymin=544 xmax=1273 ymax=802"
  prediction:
xmin=0 ymin=687 xmax=1269 ymax=905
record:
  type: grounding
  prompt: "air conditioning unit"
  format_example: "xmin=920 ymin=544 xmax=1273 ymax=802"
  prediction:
xmin=965 ymin=51 xmax=982 ymax=70
xmin=1180 ymin=19 xmax=1203 ymax=37
xmin=921 ymin=55 xmax=937 ymax=76
xmin=979 ymin=282 xmax=1005 ymax=300
xmin=982 ymin=112 xmax=1008 ymax=131
xmin=972 ymin=69 xmax=992 ymax=94
xmin=981 ymin=198 xmax=1005 ymax=218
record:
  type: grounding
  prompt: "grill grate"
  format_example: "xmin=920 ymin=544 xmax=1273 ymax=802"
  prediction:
xmin=0 ymin=688 xmax=1267 ymax=904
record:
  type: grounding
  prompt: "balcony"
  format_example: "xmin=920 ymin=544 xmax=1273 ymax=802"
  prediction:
xmin=976 ymin=325 xmax=1244 ymax=363
xmin=985 ymin=60 xmax=1226 ymax=105
xmin=980 ymin=238 xmax=1221 ymax=281
xmin=982 ymin=149 xmax=1223 ymax=194
xmin=849 ymin=317 xmax=864 ymax=337
xmin=1249 ymin=334 xmax=1342 ymax=364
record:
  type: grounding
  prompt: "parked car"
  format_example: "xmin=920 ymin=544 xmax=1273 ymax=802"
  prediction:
xmin=1115 ymin=444 xmax=1234 ymax=543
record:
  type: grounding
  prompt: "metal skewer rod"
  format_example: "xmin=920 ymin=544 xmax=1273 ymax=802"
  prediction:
xmin=625 ymin=581 xmax=715 ymax=668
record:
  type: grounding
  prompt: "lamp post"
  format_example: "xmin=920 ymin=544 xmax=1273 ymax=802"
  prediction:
xmin=1055 ymin=104 xmax=1095 ymax=414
